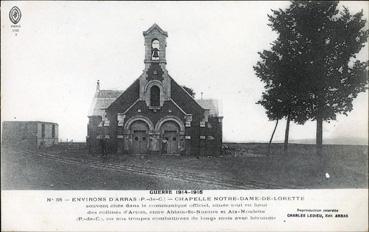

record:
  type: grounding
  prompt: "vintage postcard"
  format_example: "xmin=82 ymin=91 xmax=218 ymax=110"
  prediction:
xmin=1 ymin=1 xmax=368 ymax=231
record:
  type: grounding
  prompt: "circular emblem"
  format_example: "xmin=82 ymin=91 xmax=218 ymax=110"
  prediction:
xmin=9 ymin=6 xmax=22 ymax=24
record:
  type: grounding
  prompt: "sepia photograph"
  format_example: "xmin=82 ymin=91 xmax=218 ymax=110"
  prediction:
xmin=1 ymin=1 xmax=368 ymax=231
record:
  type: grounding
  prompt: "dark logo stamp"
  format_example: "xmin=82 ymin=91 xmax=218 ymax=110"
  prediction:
xmin=9 ymin=6 xmax=22 ymax=24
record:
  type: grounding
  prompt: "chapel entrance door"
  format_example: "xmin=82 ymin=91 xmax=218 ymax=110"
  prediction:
xmin=164 ymin=131 xmax=178 ymax=154
xmin=131 ymin=121 xmax=149 ymax=154
xmin=161 ymin=121 xmax=179 ymax=154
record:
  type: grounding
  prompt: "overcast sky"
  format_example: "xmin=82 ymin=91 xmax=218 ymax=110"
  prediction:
xmin=1 ymin=1 xmax=368 ymax=143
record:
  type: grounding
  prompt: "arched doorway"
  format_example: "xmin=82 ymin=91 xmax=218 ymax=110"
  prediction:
xmin=130 ymin=120 xmax=149 ymax=154
xmin=160 ymin=121 xmax=180 ymax=154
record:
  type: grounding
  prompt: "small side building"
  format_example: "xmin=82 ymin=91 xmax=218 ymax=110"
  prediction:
xmin=2 ymin=121 xmax=59 ymax=149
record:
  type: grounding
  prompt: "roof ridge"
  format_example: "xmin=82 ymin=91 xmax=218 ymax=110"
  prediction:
xmin=143 ymin=23 xmax=168 ymax=36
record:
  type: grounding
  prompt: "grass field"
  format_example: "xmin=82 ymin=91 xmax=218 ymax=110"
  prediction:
xmin=1 ymin=143 xmax=367 ymax=190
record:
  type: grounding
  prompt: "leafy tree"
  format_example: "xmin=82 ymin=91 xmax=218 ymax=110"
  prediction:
xmin=255 ymin=24 xmax=310 ymax=153
xmin=182 ymin=85 xmax=195 ymax=98
xmin=257 ymin=1 xmax=368 ymax=154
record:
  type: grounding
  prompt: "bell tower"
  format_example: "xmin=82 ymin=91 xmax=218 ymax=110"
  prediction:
xmin=139 ymin=24 xmax=171 ymax=109
xmin=143 ymin=23 xmax=168 ymax=65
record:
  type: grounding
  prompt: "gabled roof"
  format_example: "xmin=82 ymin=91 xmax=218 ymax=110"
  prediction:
xmin=96 ymin=90 xmax=123 ymax=98
xmin=143 ymin=23 xmax=168 ymax=37
xmin=196 ymin=99 xmax=220 ymax=117
xmin=170 ymin=77 xmax=205 ymax=116
xmin=106 ymin=79 xmax=140 ymax=113
xmin=88 ymin=90 xmax=123 ymax=116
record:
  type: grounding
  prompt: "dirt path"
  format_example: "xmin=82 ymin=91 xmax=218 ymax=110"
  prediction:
xmin=2 ymin=149 xmax=294 ymax=189
xmin=4 ymin=145 xmax=366 ymax=189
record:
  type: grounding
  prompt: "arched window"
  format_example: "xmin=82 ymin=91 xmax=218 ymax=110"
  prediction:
xmin=150 ymin=86 xmax=160 ymax=106
xmin=151 ymin=39 xmax=160 ymax=60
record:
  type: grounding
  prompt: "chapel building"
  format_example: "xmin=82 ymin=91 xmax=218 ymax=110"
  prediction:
xmin=87 ymin=24 xmax=223 ymax=156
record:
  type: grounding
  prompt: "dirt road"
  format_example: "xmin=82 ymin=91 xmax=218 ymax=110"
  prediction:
xmin=2 ymin=148 xmax=281 ymax=190
xmin=2 ymin=143 xmax=367 ymax=190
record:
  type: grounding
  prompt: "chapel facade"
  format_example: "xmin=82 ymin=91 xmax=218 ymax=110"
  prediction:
xmin=87 ymin=24 xmax=223 ymax=156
